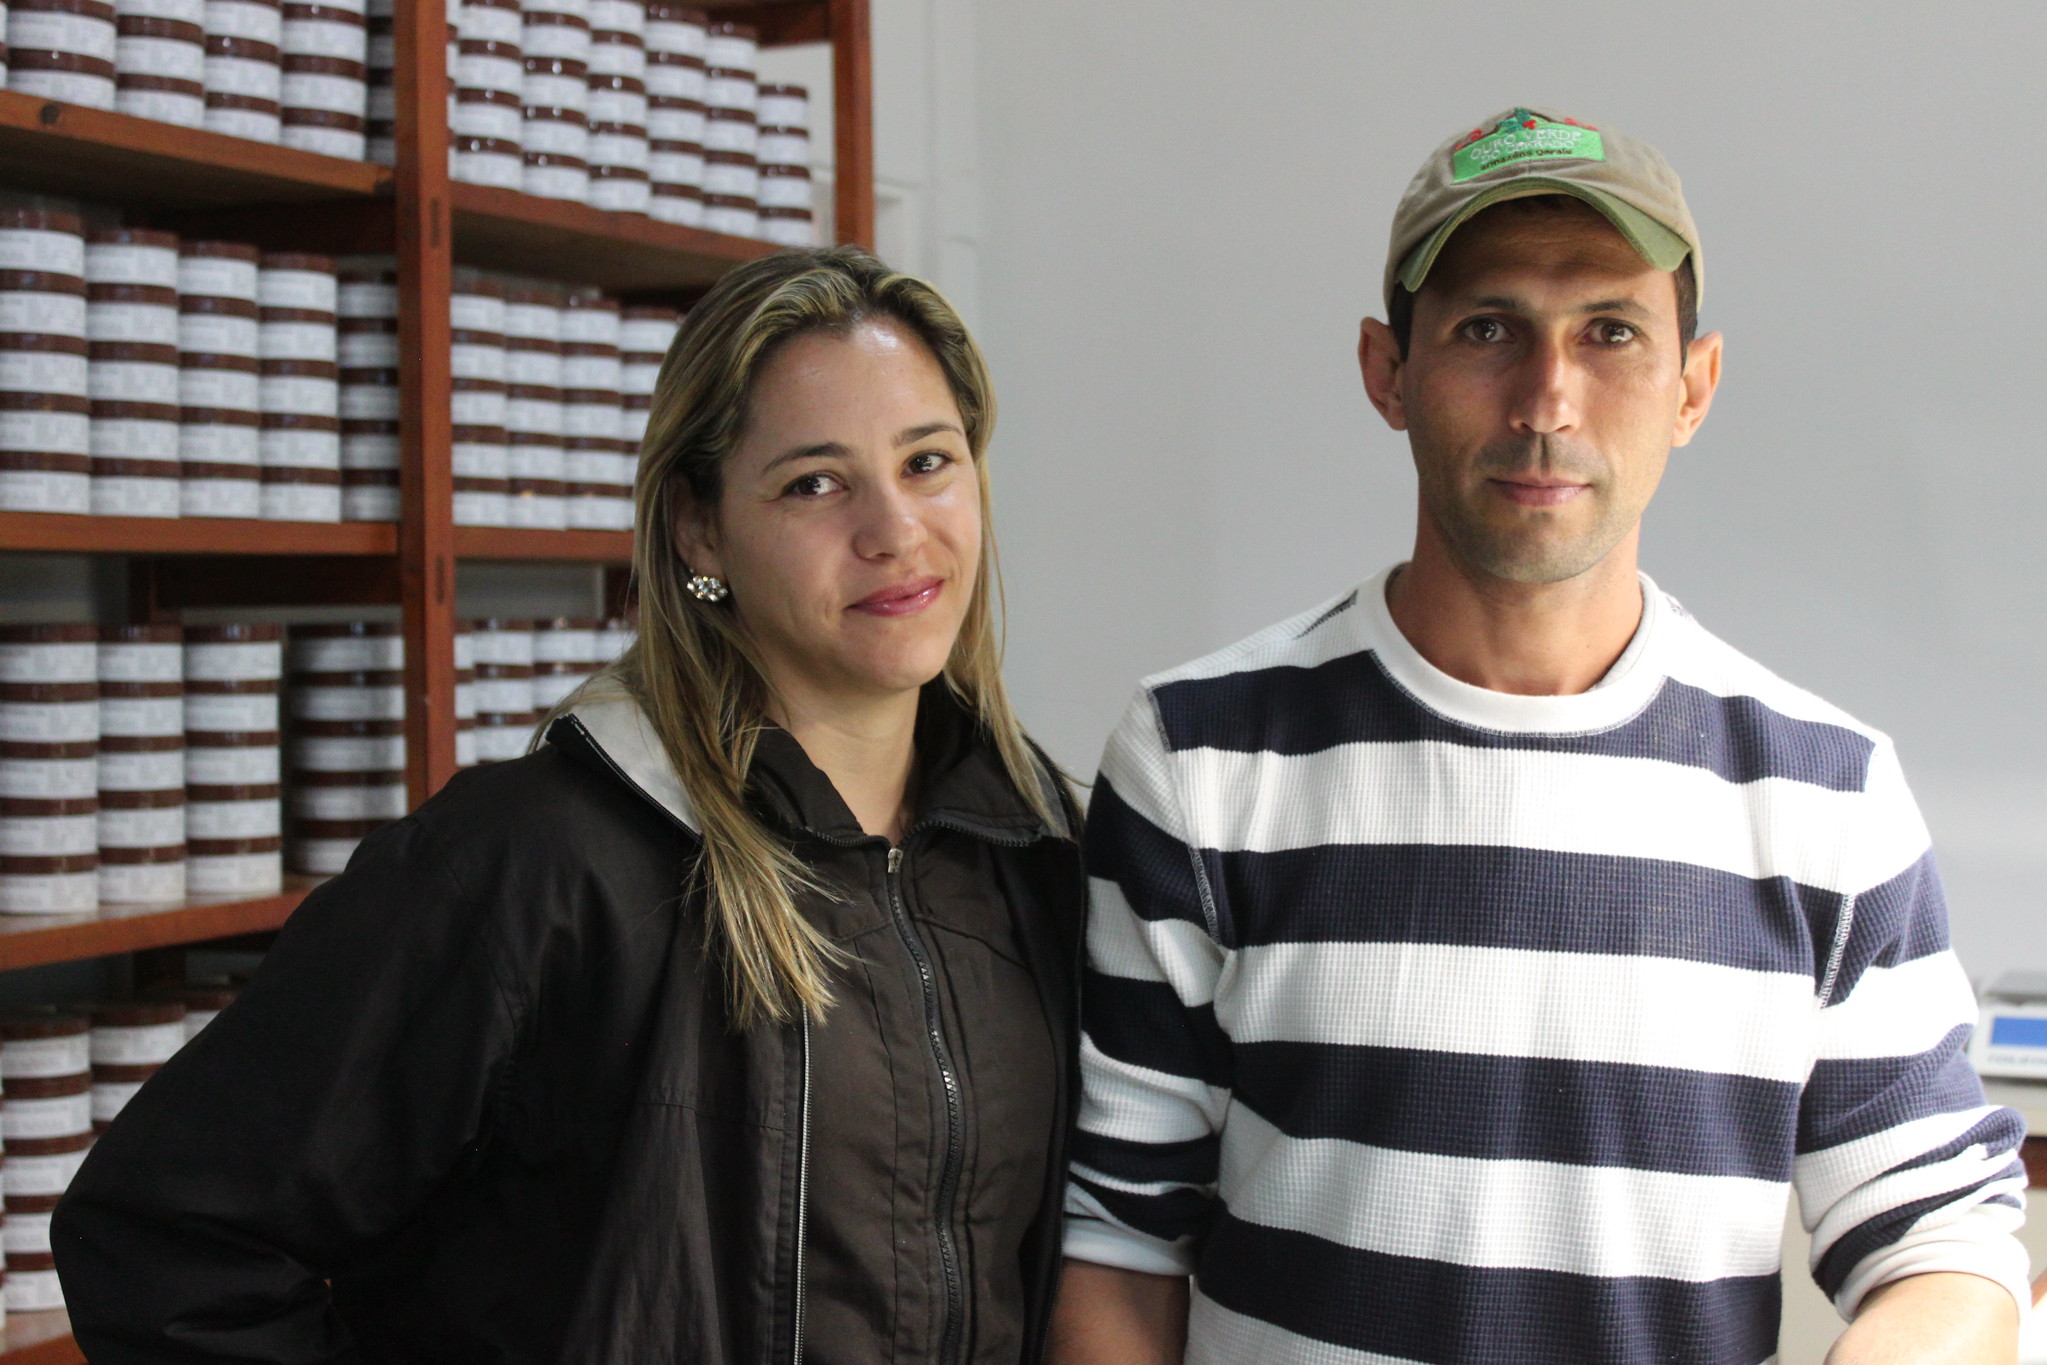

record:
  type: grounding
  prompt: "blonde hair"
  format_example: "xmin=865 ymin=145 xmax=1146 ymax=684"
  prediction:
xmin=602 ymin=245 xmax=1052 ymax=1029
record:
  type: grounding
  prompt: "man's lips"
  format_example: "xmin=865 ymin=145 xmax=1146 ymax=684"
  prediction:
xmin=849 ymin=576 xmax=943 ymax=617
xmin=1488 ymin=476 xmax=1590 ymax=508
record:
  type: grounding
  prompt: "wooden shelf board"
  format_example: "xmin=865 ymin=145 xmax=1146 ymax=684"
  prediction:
xmin=0 ymin=1310 xmax=80 ymax=1365
xmin=0 ymin=514 xmax=398 ymax=557
xmin=0 ymin=879 xmax=315 ymax=972
xmin=450 ymin=182 xmax=777 ymax=291
xmin=454 ymin=527 xmax=633 ymax=563
xmin=0 ymin=91 xmax=390 ymax=208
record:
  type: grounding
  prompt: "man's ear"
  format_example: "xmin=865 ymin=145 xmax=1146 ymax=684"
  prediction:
xmin=1671 ymin=330 xmax=1722 ymax=448
xmin=670 ymin=486 xmax=725 ymax=580
xmin=1358 ymin=318 xmax=1408 ymax=431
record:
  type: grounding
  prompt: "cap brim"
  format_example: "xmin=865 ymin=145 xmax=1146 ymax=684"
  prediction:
xmin=1395 ymin=178 xmax=1692 ymax=295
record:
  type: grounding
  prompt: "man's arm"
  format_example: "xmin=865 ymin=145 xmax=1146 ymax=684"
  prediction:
xmin=1827 ymin=1272 xmax=2018 ymax=1364
xmin=1050 ymin=1261 xmax=1189 ymax=1365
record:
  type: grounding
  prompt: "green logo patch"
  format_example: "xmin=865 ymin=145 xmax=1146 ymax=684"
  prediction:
xmin=1451 ymin=109 xmax=1604 ymax=183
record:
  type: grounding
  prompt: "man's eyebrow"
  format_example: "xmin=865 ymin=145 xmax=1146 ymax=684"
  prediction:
xmin=1452 ymin=294 xmax=1654 ymax=318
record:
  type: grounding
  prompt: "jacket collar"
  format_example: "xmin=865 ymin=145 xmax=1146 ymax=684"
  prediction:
xmin=554 ymin=681 xmax=1065 ymax=847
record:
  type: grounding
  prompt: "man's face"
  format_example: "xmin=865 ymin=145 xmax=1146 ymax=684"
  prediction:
xmin=1387 ymin=201 xmax=1706 ymax=585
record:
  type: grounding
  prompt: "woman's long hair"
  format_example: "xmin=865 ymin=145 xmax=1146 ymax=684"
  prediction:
xmin=598 ymin=245 xmax=1051 ymax=1029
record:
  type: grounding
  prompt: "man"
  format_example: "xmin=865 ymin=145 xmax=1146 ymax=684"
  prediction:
xmin=1052 ymin=108 xmax=2028 ymax=1364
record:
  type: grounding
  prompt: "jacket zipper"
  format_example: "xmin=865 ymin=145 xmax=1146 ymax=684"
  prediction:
xmin=792 ymin=1012 xmax=811 ymax=1365
xmin=886 ymin=844 xmax=967 ymax=1365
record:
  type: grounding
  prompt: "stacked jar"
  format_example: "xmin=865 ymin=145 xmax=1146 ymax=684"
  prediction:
xmin=584 ymin=0 xmax=648 ymax=213
xmin=148 ymin=977 xmax=237 ymax=1037
xmin=89 ymin=998 xmax=184 ymax=1130
xmin=756 ymin=82 xmax=814 ymax=246
xmin=96 ymin=624 xmax=185 ymax=904
xmin=641 ymin=1 xmax=704 ymax=226
xmin=0 ymin=209 xmax=90 ymax=515
xmin=203 ymin=0 xmax=285 ymax=143
xmin=532 ymin=617 xmax=599 ymax=712
xmin=520 ymin=0 xmax=590 ymax=202
xmin=87 ymin=227 xmax=182 ymax=518
xmin=335 ymin=255 xmax=397 ymax=520
xmin=287 ymin=621 xmax=403 ymax=875
xmin=178 ymin=240 xmax=264 ymax=518
xmin=257 ymin=252 xmax=340 ymax=521
xmin=552 ymin=288 xmax=618 ymax=530
xmin=699 ymin=17 xmax=755 ymax=237
xmin=0 ymin=1009 xmax=92 ymax=1312
xmin=183 ymin=623 xmax=283 ymax=898
xmin=502 ymin=284 xmax=564 ymax=529
xmin=451 ymin=0 xmax=522 ymax=188
xmin=280 ymin=0 xmax=365 ymax=158
xmin=115 ymin=0 xmax=204 ymax=126
xmin=450 ymin=272 xmax=509 ymax=526
xmin=453 ymin=622 xmax=476 ymax=766
xmin=469 ymin=618 xmax=534 ymax=762
xmin=361 ymin=0 xmax=390 ymax=163
xmin=0 ymin=626 xmax=97 ymax=915
xmin=8 ymin=0 xmax=117 ymax=109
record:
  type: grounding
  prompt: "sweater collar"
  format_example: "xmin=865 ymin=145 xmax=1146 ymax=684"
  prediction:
xmin=1356 ymin=563 xmax=1669 ymax=735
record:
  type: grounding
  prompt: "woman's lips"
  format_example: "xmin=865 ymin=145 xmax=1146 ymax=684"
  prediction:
xmin=850 ymin=576 xmax=944 ymax=617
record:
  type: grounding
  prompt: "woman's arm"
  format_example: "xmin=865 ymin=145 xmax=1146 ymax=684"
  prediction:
xmin=53 ymin=815 xmax=521 ymax=1362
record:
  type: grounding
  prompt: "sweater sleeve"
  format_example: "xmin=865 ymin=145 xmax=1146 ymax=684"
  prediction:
xmin=1062 ymin=689 xmax=1232 ymax=1277
xmin=1793 ymin=741 xmax=2031 ymax=1321
xmin=52 ymin=814 xmax=521 ymax=1363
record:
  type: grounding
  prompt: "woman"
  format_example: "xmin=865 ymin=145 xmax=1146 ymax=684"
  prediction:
xmin=54 ymin=247 xmax=1086 ymax=1365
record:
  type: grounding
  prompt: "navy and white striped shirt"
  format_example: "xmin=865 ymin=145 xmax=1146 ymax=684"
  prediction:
xmin=1065 ymin=568 xmax=2028 ymax=1364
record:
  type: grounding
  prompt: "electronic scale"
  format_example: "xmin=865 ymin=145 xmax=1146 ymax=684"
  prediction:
xmin=1971 ymin=971 xmax=2047 ymax=1080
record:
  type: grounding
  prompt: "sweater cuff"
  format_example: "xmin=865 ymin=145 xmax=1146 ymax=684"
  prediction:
xmin=1835 ymin=1203 xmax=2032 ymax=1325
xmin=1062 ymin=1214 xmax=1195 ymax=1277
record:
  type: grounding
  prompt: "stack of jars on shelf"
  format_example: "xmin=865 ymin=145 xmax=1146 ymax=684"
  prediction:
xmin=0 ymin=206 xmax=402 ymax=522
xmin=0 ymin=621 xmax=290 ymax=915
xmin=285 ymin=621 xmax=405 ymax=876
xmin=466 ymin=615 xmax=630 ymax=764
xmin=448 ymin=1 xmax=816 ymax=242
xmin=448 ymin=271 xmax=677 ymax=530
xmin=1 ymin=0 xmax=377 ymax=159
xmin=0 ymin=982 xmax=238 ymax=1314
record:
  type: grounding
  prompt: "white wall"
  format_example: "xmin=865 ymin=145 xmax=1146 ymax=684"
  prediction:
xmin=963 ymin=0 xmax=2047 ymax=981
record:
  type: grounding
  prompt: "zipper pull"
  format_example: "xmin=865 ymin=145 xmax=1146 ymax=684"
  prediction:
xmin=887 ymin=846 xmax=902 ymax=875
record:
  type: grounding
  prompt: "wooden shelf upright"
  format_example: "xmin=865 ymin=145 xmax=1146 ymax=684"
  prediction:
xmin=0 ymin=2 xmax=871 ymax=1351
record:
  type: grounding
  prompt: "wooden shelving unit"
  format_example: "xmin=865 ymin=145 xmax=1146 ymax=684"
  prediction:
xmin=0 ymin=1 xmax=871 ymax=1349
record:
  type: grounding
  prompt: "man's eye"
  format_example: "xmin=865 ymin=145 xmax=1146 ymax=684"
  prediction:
xmin=1462 ymin=318 xmax=1508 ymax=343
xmin=906 ymin=450 xmax=952 ymax=476
xmin=786 ymin=471 xmax=840 ymax=497
xmin=1597 ymin=322 xmax=1638 ymax=344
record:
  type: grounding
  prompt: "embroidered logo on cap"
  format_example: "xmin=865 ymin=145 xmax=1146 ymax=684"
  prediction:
xmin=1450 ymin=109 xmax=1604 ymax=183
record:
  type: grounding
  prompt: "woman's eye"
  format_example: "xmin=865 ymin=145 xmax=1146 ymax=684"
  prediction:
xmin=905 ymin=450 xmax=952 ymax=476
xmin=785 ymin=471 xmax=841 ymax=498
xmin=1461 ymin=318 xmax=1508 ymax=343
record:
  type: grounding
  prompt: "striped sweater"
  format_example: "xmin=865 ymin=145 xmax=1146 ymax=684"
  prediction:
xmin=1064 ymin=568 xmax=2029 ymax=1364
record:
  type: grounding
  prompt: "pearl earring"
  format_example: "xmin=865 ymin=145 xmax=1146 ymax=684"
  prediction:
xmin=686 ymin=574 xmax=730 ymax=602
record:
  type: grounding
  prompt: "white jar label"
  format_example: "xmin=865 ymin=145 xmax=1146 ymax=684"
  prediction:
xmin=183 ymin=1009 xmax=221 ymax=1038
xmin=119 ymin=32 xmax=206 ymax=79
xmin=185 ymin=848 xmax=282 ymax=896
xmin=260 ymin=425 xmax=341 ymax=468
xmin=93 ymin=474 xmax=182 ymax=518
xmin=180 ymin=310 xmax=260 ymax=356
xmin=643 ymin=17 xmax=704 ymax=59
xmin=184 ymin=639 xmax=281 ymax=679
xmin=0 ymin=348 xmax=87 ymax=395
xmin=97 ymin=802 xmax=185 ymax=848
xmin=521 ymin=115 xmax=587 ymax=157
xmin=0 ymin=755 xmax=98 ymax=799
xmin=338 ymin=331 xmax=399 ymax=368
xmin=180 ymin=365 xmax=262 ymax=410
xmin=12 ymin=69 xmax=117 ymax=110
xmin=255 ymin=268 xmax=338 ymax=314
xmin=3 ymin=1143 xmax=90 ymax=1194
xmin=449 ymin=387 xmax=507 ymax=425
xmin=450 ymin=294 xmax=506 ymax=333
xmin=338 ymin=383 xmax=398 ymax=421
xmin=280 ymin=15 xmax=365 ymax=61
xmin=456 ymin=50 xmax=522 ymax=91
xmin=261 ymin=479 xmax=341 ymax=521
xmin=643 ymin=63 xmax=704 ymax=104
xmin=292 ymin=782 xmax=405 ymax=820
xmin=0 ymin=641 xmax=96 ymax=683
xmin=98 ymin=642 xmax=181 ymax=683
xmin=89 ymin=300 xmax=180 ymax=346
xmin=451 ymin=488 xmax=507 ymax=525
xmin=92 ymin=1020 xmax=186 ymax=1066
xmin=259 ymin=372 xmax=339 ymax=416
xmin=336 ymin=280 xmax=397 ymax=318
xmin=120 ymin=0 xmax=205 ymax=25
xmin=98 ymin=693 xmax=184 ymax=737
xmin=450 ymin=340 xmax=506 ymax=381
xmin=11 ymin=10 xmax=119 ymax=61
xmin=98 ymin=747 xmax=185 ymax=790
xmin=90 ymin=359 xmax=180 ymax=404
xmin=520 ymin=70 xmax=586 ymax=108
xmin=258 ymin=319 xmax=337 ymax=362
xmin=186 ymin=797 xmax=280 ymax=840
xmin=0 ymin=290 xmax=89 ymax=337
xmin=181 ymin=422 xmax=261 ymax=466
xmin=183 ymin=743 xmax=278 ymax=786
xmin=100 ymin=857 xmax=187 ymax=904
xmin=506 ymin=443 xmax=564 ymax=480
xmin=2 ymin=1090 xmax=93 ymax=1140
xmin=473 ymin=676 xmax=534 ymax=713
xmin=292 ymin=733 xmax=405 ymax=771
xmin=179 ymin=255 xmax=259 ymax=301
xmin=0 ymin=227 xmax=86 ymax=276
xmin=451 ymin=441 xmax=507 ymax=477
xmin=181 ymin=472 xmax=262 ymax=517
xmin=183 ymin=690 xmax=279 ymax=732
xmin=1 ymin=1033 xmax=90 ymax=1077
xmin=91 ymin=1079 xmax=147 ymax=1124
xmin=91 ymin=416 xmax=181 ymax=462
xmin=4 ymin=1209 xmax=54 ymax=1255
xmin=502 ymin=349 xmax=560 ymax=388
xmin=0 ymin=699 xmax=98 ymax=742
xmin=290 ymin=637 xmax=402 ymax=671
xmin=0 ymin=812 xmax=98 ymax=856
xmin=450 ymin=98 xmax=522 ymax=142
xmin=0 ymin=467 xmax=93 ymax=513
xmin=205 ymin=0 xmax=281 ymax=43
xmin=279 ymin=69 xmax=366 ymax=117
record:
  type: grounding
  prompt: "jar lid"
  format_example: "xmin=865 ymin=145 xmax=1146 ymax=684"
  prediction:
xmin=258 ymin=252 xmax=336 ymax=273
xmin=0 ymin=1008 xmax=89 ymax=1040
xmin=0 ymin=623 xmax=96 ymax=644
xmin=0 ymin=209 xmax=84 ymax=234
xmin=88 ymin=227 xmax=179 ymax=247
xmin=181 ymin=240 xmax=260 ymax=261
xmin=146 ymin=979 xmax=238 ymax=1011
xmin=757 ymin=82 xmax=805 ymax=97
xmin=185 ymin=623 xmax=284 ymax=643
xmin=91 ymin=999 xmax=186 ymax=1027
xmin=291 ymin=621 xmax=399 ymax=638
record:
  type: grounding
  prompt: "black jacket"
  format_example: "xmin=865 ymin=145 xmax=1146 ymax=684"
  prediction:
xmin=53 ymin=692 xmax=1086 ymax=1364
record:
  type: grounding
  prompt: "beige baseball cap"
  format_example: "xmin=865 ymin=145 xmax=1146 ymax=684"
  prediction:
xmin=1384 ymin=106 xmax=1702 ymax=309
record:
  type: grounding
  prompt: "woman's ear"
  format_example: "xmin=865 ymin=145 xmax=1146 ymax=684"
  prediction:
xmin=671 ymin=487 xmax=725 ymax=580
